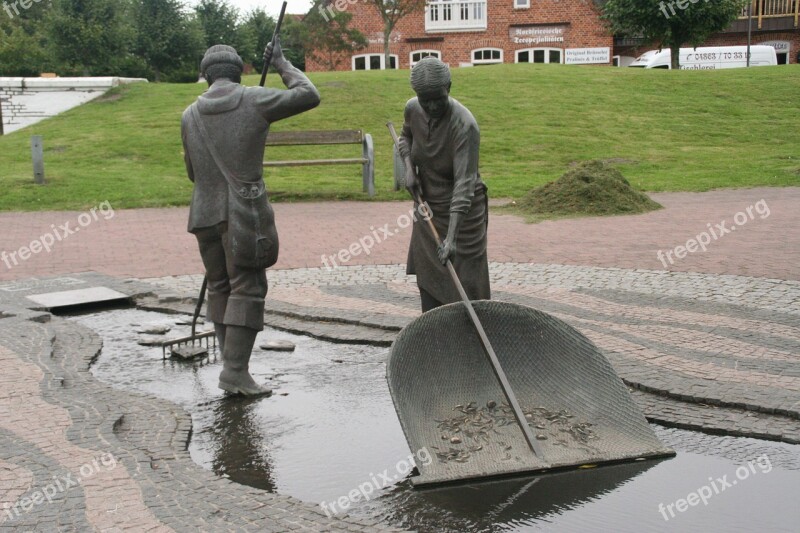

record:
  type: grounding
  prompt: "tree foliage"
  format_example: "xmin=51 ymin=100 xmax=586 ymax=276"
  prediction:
xmin=303 ymin=1 xmax=367 ymax=71
xmin=238 ymin=9 xmax=276 ymax=72
xmin=235 ymin=10 xmax=307 ymax=73
xmin=47 ymin=0 xmax=134 ymax=76
xmin=602 ymin=0 xmax=747 ymax=69
xmin=0 ymin=2 xmax=52 ymax=76
xmin=134 ymin=0 xmax=204 ymax=81
xmin=280 ymin=15 xmax=309 ymax=71
xmin=0 ymin=26 xmax=50 ymax=77
xmin=0 ymin=0 xmax=311 ymax=80
xmin=366 ymin=0 xmax=425 ymax=67
xmin=194 ymin=0 xmax=242 ymax=50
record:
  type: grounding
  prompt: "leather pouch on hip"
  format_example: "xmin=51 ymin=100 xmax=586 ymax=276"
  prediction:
xmin=190 ymin=104 xmax=279 ymax=269
xmin=227 ymin=186 xmax=279 ymax=269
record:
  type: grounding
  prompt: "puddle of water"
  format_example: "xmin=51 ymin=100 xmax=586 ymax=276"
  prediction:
xmin=71 ymin=309 xmax=800 ymax=532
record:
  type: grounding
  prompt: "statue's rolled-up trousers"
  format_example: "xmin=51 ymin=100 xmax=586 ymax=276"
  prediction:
xmin=195 ymin=222 xmax=267 ymax=332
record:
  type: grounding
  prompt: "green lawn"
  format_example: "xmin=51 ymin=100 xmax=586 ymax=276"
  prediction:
xmin=0 ymin=64 xmax=798 ymax=211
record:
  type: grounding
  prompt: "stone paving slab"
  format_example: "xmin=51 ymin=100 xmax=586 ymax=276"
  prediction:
xmin=26 ymin=286 xmax=131 ymax=311
xmin=0 ymin=272 xmax=160 ymax=312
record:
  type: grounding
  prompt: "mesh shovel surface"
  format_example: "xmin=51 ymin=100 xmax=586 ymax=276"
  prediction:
xmin=387 ymin=300 xmax=674 ymax=486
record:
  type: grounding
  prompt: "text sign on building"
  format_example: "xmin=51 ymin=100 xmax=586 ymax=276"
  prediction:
xmin=759 ymin=40 xmax=791 ymax=53
xmin=565 ymin=47 xmax=611 ymax=64
xmin=368 ymin=31 xmax=403 ymax=45
xmin=509 ymin=25 xmax=566 ymax=45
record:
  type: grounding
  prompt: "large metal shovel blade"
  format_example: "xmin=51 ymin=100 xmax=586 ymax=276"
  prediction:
xmin=387 ymin=300 xmax=674 ymax=487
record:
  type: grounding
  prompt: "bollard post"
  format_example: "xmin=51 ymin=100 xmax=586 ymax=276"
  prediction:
xmin=0 ymin=97 xmax=4 ymax=136
xmin=31 ymin=135 xmax=45 ymax=184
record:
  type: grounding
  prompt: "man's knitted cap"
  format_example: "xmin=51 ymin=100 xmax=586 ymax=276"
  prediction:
xmin=200 ymin=45 xmax=244 ymax=75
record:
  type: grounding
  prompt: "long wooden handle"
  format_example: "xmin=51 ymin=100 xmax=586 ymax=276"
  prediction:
xmin=385 ymin=122 xmax=543 ymax=457
xmin=259 ymin=1 xmax=288 ymax=87
xmin=192 ymin=276 xmax=208 ymax=338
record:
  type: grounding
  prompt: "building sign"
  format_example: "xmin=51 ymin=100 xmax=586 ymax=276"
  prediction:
xmin=368 ymin=32 xmax=403 ymax=45
xmin=759 ymin=40 xmax=791 ymax=53
xmin=564 ymin=47 xmax=611 ymax=64
xmin=509 ymin=25 xmax=566 ymax=45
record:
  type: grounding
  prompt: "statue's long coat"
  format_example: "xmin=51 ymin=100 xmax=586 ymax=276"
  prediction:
xmin=401 ymin=97 xmax=490 ymax=304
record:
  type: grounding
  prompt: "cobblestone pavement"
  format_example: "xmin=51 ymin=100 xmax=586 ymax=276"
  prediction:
xmin=0 ymin=187 xmax=797 ymax=281
xmin=145 ymin=263 xmax=800 ymax=445
xmin=0 ymin=187 xmax=798 ymax=530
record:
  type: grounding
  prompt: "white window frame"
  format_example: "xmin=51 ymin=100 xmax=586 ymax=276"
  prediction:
xmin=352 ymin=53 xmax=399 ymax=71
xmin=514 ymin=0 xmax=531 ymax=8
xmin=410 ymin=49 xmax=442 ymax=67
xmin=426 ymin=0 xmax=488 ymax=32
xmin=471 ymin=47 xmax=503 ymax=65
xmin=515 ymin=48 xmax=564 ymax=64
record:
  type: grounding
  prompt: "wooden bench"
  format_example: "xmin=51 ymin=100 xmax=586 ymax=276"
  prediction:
xmin=263 ymin=129 xmax=375 ymax=196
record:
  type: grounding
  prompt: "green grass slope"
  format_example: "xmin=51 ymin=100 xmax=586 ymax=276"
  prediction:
xmin=0 ymin=64 xmax=798 ymax=211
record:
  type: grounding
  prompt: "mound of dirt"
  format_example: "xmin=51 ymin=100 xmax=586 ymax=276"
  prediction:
xmin=518 ymin=160 xmax=661 ymax=217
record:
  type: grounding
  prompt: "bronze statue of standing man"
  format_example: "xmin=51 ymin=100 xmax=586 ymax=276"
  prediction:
xmin=181 ymin=39 xmax=320 ymax=396
xmin=398 ymin=58 xmax=490 ymax=311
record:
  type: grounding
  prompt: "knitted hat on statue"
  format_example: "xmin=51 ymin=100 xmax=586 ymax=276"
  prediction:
xmin=200 ymin=45 xmax=244 ymax=76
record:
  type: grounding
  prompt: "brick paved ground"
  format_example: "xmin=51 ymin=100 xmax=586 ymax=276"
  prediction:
xmin=0 ymin=187 xmax=797 ymax=281
xmin=0 ymin=187 xmax=798 ymax=531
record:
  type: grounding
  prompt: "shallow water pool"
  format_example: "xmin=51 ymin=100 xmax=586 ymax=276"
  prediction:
xmin=71 ymin=309 xmax=800 ymax=532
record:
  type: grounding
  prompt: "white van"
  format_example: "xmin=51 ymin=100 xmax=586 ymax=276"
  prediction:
xmin=613 ymin=55 xmax=636 ymax=67
xmin=629 ymin=46 xmax=777 ymax=69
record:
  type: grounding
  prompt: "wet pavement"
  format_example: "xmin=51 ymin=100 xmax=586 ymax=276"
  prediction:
xmin=0 ymin=308 xmax=399 ymax=532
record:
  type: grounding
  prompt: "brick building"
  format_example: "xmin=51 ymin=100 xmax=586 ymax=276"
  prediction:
xmin=305 ymin=0 xmax=799 ymax=71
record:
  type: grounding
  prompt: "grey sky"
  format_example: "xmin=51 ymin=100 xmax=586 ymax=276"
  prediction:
xmin=187 ymin=0 xmax=315 ymax=17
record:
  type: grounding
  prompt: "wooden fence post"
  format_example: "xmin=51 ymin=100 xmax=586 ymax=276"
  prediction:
xmin=31 ymin=135 xmax=45 ymax=184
